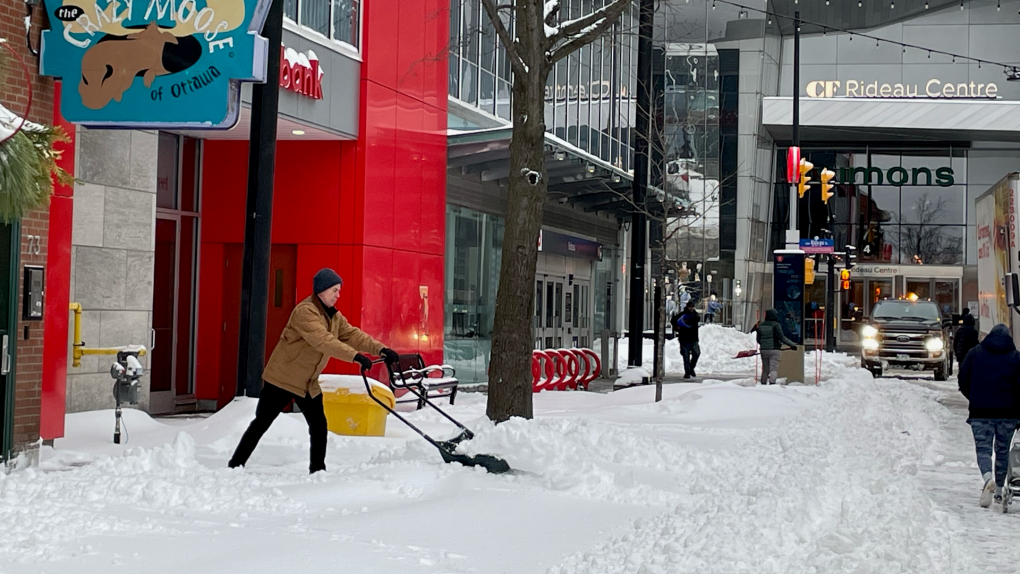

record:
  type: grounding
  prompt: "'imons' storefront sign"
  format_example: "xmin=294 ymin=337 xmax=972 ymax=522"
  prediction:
xmin=40 ymin=0 xmax=272 ymax=129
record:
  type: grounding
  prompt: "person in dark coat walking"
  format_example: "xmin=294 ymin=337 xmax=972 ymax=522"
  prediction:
xmin=954 ymin=313 xmax=980 ymax=368
xmin=756 ymin=309 xmax=797 ymax=385
xmin=673 ymin=301 xmax=701 ymax=379
xmin=958 ymin=323 xmax=1020 ymax=508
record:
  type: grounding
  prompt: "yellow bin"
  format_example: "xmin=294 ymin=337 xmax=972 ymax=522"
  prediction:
xmin=320 ymin=377 xmax=395 ymax=437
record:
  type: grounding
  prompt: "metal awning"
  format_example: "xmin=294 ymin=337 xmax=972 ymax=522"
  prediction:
xmin=447 ymin=127 xmax=638 ymax=219
xmin=762 ymin=96 xmax=1020 ymax=143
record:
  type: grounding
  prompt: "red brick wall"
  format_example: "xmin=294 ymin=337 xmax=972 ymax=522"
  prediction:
xmin=0 ymin=2 xmax=56 ymax=458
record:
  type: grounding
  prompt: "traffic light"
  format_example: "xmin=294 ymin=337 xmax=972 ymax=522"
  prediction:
xmin=820 ymin=168 xmax=836 ymax=204
xmin=797 ymin=159 xmax=814 ymax=198
xmin=805 ymin=257 xmax=815 ymax=285
xmin=840 ymin=268 xmax=851 ymax=290
xmin=845 ymin=245 xmax=857 ymax=270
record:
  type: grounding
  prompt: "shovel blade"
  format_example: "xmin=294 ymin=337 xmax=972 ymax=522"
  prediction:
xmin=438 ymin=447 xmax=512 ymax=474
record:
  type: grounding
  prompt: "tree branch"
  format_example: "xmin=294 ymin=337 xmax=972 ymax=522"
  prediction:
xmin=547 ymin=0 xmax=630 ymax=64
xmin=481 ymin=0 xmax=530 ymax=78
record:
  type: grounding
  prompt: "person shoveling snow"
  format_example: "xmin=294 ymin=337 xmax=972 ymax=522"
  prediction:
xmin=229 ymin=268 xmax=401 ymax=474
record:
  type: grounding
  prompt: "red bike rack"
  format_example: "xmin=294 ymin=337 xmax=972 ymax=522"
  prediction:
xmin=531 ymin=350 xmax=556 ymax=392
xmin=531 ymin=348 xmax=602 ymax=392
xmin=554 ymin=349 xmax=580 ymax=390
xmin=580 ymin=348 xmax=601 ymax=389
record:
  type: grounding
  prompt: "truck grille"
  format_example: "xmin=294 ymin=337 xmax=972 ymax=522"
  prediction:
xmin=876 ymin=330 xmax=928 ymax=358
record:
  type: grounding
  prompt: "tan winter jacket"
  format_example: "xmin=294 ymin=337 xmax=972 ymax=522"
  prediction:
xmin=262 ymin=296 xmax=384 ymax=398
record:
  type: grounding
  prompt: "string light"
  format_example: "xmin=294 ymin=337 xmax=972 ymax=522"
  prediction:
xmin=858 ymin=0 xmax=862 ymax=6
xmin=960 ymin=0 xmax=964 ymax=9
xmin=709 ymin=0 xmax=1016 ymax=74
xmin=890 ymin=0 xmax=894 ymax=8
xmin=997 ymin=0 xmax=1001 ymax=10
xmin=924 ymin=0 xmax=929 ymax=7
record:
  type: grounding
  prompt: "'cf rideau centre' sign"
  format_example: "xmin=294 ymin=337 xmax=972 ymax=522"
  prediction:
xmin=806 ymin=79 xmax=999 ymax=99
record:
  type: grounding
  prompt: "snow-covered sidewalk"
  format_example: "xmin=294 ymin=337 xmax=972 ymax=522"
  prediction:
xmin=2 ymin=361 xmax=1018 ymax=573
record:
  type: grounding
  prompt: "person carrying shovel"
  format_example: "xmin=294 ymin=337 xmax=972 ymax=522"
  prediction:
xmin=756 ymin=308 xmax=797 ymax=385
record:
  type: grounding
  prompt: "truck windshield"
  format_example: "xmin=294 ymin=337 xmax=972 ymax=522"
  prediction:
xmin=872 ymin=301 xmax=941 ymax=322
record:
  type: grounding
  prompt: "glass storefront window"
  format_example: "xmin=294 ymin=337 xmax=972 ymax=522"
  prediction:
xmin=286 ymin=0 xmax=361 ymax=48
xmin=444 ymin=206 xmax=503 ymax=384
xmin=778 ymin=146 xmax=972 ymax=269
xmin=900 ymin=186 xmax=964 ymax=225
xmin=897 ymin=225 xmax=964 ymax=266
xmin=448 ymin=0 xmax=636 ymax=168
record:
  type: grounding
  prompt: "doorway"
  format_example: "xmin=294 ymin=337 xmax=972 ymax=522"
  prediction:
xmin=535 ymin=275 xmax=565 ymax=349
xmin=219 ymin=244 xmax=298 ymax=406
xmin=0 ymin=223 xmax=17 ymax=460
xmin=839 ymin=277 xmax=893 ymax=344
xmin=906 ymin=278 xmax=959 ymax=317
xmin=150 ymin=133 xmax=200 ymax=414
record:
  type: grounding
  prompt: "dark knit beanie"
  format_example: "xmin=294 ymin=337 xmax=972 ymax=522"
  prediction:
xmin=313 ymin=268 xmax=343 ymax=294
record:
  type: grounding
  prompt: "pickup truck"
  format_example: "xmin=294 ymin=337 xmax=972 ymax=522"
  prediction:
xmin=860 ymin=299 xmax=952 ymax=380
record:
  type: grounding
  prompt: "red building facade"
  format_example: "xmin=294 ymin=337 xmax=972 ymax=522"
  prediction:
xmin=194 ymin=0 xmax=449 ymax=407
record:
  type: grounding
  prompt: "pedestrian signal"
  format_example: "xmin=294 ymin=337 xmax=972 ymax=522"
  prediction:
xmin=805 ymin=258 xmax=815 ymax=285
xmin=840 ymin=268 xmax=851 ymax=290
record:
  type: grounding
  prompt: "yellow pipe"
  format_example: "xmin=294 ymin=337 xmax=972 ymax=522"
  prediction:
xmin=69 ymin=302 xmax=146 ymax=368
xmin=70 ymin=302 xmax=82 ymax=367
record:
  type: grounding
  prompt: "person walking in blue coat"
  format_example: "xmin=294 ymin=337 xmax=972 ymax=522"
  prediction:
xmin=958 ymin=323 xmax=1020 ymax=508
xmin=672 ymin=301 xmax=701 ymax=379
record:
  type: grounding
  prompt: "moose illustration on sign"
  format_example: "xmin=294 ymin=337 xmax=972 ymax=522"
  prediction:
xmin=40 ymin=0 xmax=272 ymax=129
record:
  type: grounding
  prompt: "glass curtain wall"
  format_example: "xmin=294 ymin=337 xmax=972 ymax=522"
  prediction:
xmin=449 ymin=0 xmax=638 ymax=170
xmin=444 ymin=206 xmax=504 ymax=384
xmin=285 ymin=0 xmax=360 ymax=47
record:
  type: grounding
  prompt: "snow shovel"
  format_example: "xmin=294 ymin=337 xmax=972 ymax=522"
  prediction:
xmin=734 ymin=349 xmax=759 ymax=358
xmin=361 ymin=360 xmax=511 ymax=474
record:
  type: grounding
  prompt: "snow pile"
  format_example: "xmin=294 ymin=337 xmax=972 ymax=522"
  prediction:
xmin=0 ymin=432 xmax=307 ymax=564
xmin=598 ymin=325 xmax=761 ymax=375
xmin=546 ymin=377 xmax=967 ymax=574
xmin=0 ymin=358 xmax=997 ymax=573
xmin=318 ymin=374 xmax=390 ymax=395
xmin=614 ymin=367 xmax=649 ymax=387
xmin=805 ymin=350 xmax=867 ymax=382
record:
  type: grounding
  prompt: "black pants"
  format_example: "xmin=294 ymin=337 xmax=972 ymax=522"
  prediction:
xmin=229 ymin=382 xmax=328 ymax=473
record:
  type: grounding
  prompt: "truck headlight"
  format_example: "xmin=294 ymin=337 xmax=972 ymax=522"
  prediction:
xmin=862 ymin=325 xmax=878 ymax=338
xmin=925 ymin=338 xmax=944 ymax=352
xmin=862 ymin=338 xmax=879 ymax=351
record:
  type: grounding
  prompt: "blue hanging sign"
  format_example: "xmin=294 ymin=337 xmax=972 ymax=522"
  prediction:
xmin=798 ymin=238 xmax=834 ymax=253
xmin=39 ymin=0 xmax=272 ymax=129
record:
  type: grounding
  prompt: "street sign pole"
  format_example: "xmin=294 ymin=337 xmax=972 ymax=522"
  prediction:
xmin=826 ymin=254 xmax=836 ymax=351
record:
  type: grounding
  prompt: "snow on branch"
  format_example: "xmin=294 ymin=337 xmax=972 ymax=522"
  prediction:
xmin=546 ymin=0 xmax=630 ymax=64
xmin=481 ymin=0 xmax=530 ymax=77
xmin=544 ymin=0 xmax=561 ymax=36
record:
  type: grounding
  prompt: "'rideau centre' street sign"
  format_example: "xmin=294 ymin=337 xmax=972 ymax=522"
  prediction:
xmin=39 ymin=0 xmax=272 ymax=129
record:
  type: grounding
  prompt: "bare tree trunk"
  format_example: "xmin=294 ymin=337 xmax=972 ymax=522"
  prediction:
xmin=486 ymin=68 xmax=549 ymax=423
